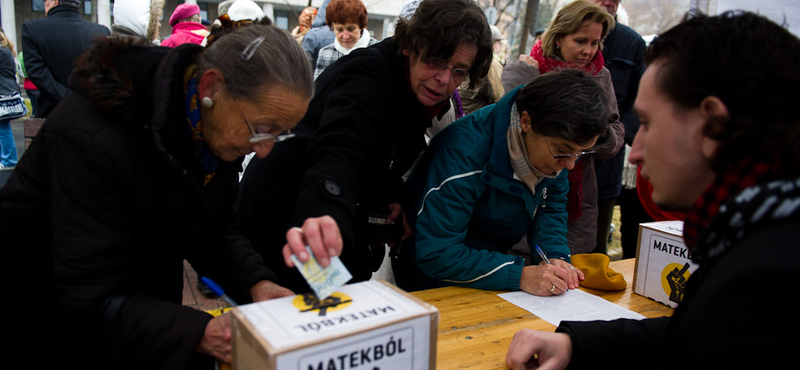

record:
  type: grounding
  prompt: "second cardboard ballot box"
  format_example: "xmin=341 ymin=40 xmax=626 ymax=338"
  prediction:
xmin=633 ymin=221 xmax=698 ymax=308
xmin=231 ymin=280 xmax=438 ymax=370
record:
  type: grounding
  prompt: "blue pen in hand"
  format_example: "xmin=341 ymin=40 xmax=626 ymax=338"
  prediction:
xmin=200 ymin=276 xmax=239 ymax=307
xmin=534 ymin=244 xmax=552 ymax=265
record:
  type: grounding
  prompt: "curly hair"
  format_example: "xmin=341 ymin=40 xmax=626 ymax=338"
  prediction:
xmin=326 ymin=0 xmax=368 ymax=29
xmin=393 ymin=0 xmax=493 ymax=89
xmin=541 ymin=0 xmax=615 ymax=58
xmin=645 ymin=11 xmax=800 ymax=173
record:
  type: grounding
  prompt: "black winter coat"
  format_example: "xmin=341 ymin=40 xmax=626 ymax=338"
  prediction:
xmin=0 ymin=41 xmax=275 ymax=369
xmin=21 ymin=5 xmax=109 ymax=117
xmin=237 ymin=38 xmax=438 ymax=292
xmin=558 ymin=177 xmax=800 ymax=369
xmin=593 ymin=22 xmax=646 ymax=200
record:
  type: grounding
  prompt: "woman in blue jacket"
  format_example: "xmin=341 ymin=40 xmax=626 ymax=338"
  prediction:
xmin=393 ymin=69 xmax=613 ymax=296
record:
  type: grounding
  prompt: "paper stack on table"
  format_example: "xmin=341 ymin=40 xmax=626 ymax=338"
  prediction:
xmin=499 ymin=289 xmax=645 ymax=327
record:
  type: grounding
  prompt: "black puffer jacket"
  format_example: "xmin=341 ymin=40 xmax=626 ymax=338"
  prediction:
xmin=0 ymin=40 xmax=275 ymax=369
xmin=237 ymin=38 xmax=439 ymax=292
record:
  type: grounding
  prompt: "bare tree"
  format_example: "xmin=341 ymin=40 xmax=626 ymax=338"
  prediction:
xmin=622 ymin=0 xmax=690 ymax=36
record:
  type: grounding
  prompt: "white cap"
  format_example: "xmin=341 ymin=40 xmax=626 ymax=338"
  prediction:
xmin=228 ymin=0 xmax=265 ymax=21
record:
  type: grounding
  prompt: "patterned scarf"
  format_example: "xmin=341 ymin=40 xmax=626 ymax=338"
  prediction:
xmin=688 ymin=170 xmax=800 ymax=266
xmin=683 ymin=156 xmax=783 ymax=255
xmin=183 ymin=64 xmax=217 ymax=185
xmin=529 ymin=40 xmax=604 ymax=220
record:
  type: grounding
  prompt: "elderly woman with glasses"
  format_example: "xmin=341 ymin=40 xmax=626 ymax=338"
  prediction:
xmin=0 ymin=24 xmax=341 ymax=369
xmin=503 ymin=0 xmax=624 ymax=256
xmin=237 ymin=0 xmax=493 ymax=293
xmin=392 ymin=69 xmax=614 ymax=295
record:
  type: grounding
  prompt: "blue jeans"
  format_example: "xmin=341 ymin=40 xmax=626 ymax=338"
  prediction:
xmin=0 ymin=119 xmax=18 ymax=167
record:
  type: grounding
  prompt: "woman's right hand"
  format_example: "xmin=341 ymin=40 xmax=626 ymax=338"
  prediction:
xmin=520 ymin=264 xmax=571 ymax=296
xmin=282 ymin=216 xmax=343 ymax=268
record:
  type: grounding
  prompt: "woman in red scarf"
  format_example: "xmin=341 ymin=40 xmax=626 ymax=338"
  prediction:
xmin=502 ymin=0 xmax=624 ymax=256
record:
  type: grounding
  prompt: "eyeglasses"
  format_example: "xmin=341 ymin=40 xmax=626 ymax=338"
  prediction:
xmin=237 ymin=101 xmax=295 ymax=144
xmin=423 ymin=57 xmax=469 ymax=83
xmin=543 ymin=136 xmax=596 ymax=159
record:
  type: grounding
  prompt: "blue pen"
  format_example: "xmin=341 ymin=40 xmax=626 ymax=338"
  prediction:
xmin=200 ymin=276 xmax=239 ymax=307
xmin=534 ymin=244 xmax=552 ymax=265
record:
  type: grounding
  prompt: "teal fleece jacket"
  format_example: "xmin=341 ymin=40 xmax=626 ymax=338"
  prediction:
xmin=398 ymin=87 xmax=571 ymax=291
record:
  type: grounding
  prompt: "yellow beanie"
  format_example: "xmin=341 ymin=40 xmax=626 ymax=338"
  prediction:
xmin=571 ymin=253 xmax=627 ymax=291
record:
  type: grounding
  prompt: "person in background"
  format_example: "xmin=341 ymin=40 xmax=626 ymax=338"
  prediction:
xmin=15 ymin=51 xmax=39 ymax=118
xmin=506 ymin=11 xmax=800 ymax=369
xmin=292 ymin=7 xmax=318 ymax=44
xmin=0 ymin=31 xmax=20 ymax=168
xmin=314 ymin=0 xmax=378 ymax=80
xmin=302 ymin=0 xmax=336 ymax=64
xmin=161 ymin=3 xmax=209 ymax=47
xmin=588 ymin=0 xmax=646 ymax=255
xmin=237 ymin=0 xmax=493 ymax=294
xmin=21 ymin=0 xmax=109 ymax=118
xmin=110 ymin=0 xmax=164 ymax=44
xmin=394 ymin=69 xmax=609 ymax=294
xmin=502 ymin=0 xmax=623 ymax=256
xmin=0 ymin=23 xmax=341 ymax=369
xmin=457 ymin=24 xmax=505 ymax=115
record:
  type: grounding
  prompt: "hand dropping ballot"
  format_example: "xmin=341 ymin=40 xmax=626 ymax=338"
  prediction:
xmin=290 ymin=246 xmax=352 ymax=299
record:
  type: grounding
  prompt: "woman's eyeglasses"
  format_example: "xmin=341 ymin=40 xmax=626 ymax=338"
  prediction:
xmin=543 ymin=136 xmax=596 ymax=159
xmin=423 ymin=57 xmax=469 ymax=83
xmin=237 ymin=101 xmax=295 ymax=144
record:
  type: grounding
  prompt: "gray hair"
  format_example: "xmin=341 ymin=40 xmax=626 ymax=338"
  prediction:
xmin=516 ymin=69 xmax=611 ymax=145
xmin=199 ymin=25 xmax=314 ymax=102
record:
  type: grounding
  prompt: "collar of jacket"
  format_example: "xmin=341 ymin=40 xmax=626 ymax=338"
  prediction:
xmin=68 ymin=39 xmax=214 ymax=190
xmin=47 ymin=4 xmax=81 ymax=17
xmin=477 ymin=86 xmax=553 ymax=201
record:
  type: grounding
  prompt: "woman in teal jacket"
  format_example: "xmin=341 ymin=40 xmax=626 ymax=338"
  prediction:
xmin=393 ymin=69 xmax=613 ymax=296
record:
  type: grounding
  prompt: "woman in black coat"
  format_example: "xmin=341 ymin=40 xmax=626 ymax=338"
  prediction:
xmin=0 ymin=24 xmax=340 ymax=369
xmin=237 ymin=0 xmax=495 ymax=292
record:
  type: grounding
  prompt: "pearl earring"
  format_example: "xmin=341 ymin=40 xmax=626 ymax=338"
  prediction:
xmin=201 ymin=97 xmax=213 ymax=108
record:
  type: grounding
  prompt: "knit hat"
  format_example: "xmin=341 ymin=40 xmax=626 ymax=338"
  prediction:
xmin=227 ymin=0 xmax=264 ymax=21
xmin=169 ymin=3 xmax=200 ymax=27
xmin=490 ymin=25 xmax=505 ymax=42
xmin=571 ymin=253 xmax=627 ymax=291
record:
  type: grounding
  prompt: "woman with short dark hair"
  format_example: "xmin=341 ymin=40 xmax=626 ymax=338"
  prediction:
xmin=238 ymin=0 xmax=494 ymax=293
xmin=313 ymin=0 xmax=378 ymax=79
xmin=503 ymin=0 xmax=624 ymax=256
xmin=393 ymin=69 xmax=611 ymax=295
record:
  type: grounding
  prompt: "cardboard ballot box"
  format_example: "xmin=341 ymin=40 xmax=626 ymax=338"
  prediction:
xmin=633 ymin=221 xmax=698 ymax=308
xmin=231 ymin=280 xmax=438 ymax=370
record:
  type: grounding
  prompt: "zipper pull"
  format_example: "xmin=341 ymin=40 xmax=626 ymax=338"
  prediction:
xmin=542 ymin=188 xmax=548 ymax=208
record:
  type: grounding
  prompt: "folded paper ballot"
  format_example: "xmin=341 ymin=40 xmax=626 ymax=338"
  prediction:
xmin=290 ymin=246 xmax=353 ymax=299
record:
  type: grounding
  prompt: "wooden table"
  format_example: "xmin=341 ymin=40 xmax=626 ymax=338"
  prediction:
xmin=410 ymin=258 xmax=673 ymax=369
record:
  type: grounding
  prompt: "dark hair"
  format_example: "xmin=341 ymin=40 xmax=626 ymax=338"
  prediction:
xmin=645 ymin=11 xmax=800 ymax=172
xmin=393 ymin=0 xmax=493 ymax=89
xmin=199 ymin=24 xmax=314 ymax=102
xmin=516 ymin=69 xmax=610 ymax=145
xmin=326 ymin=0 xmax=369 ymax=30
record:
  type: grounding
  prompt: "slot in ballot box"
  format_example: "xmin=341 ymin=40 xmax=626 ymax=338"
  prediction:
xmin=633 ymin=221 xmax=699 ymax=308
xmin=231 ymin=280 xmax=438 ymax=370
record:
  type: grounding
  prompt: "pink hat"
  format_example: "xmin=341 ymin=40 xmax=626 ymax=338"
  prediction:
xmin=169 ymin=3 xmax=201 ymax=27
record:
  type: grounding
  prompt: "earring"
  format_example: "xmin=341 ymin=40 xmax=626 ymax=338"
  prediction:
xmin=201 ymin=97 xmax=213 ymax=108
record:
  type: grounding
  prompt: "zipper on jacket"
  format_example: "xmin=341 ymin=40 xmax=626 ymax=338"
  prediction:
xmin=542 ymin=188 xmax=548 ymax=208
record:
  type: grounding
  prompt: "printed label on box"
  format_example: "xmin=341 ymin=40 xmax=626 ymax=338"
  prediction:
xmin=635 ymin=221 xmax=698 ymax=308
xmin=276 ymin=316 xmax=430 ymax=370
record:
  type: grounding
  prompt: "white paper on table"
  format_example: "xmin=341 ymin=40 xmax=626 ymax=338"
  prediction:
xmin=498 ymin=289 xmax=646 ymax=327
